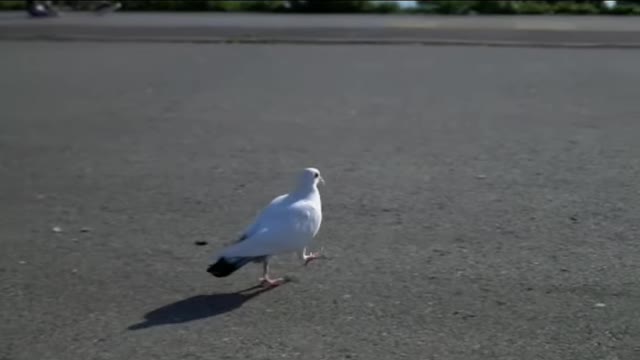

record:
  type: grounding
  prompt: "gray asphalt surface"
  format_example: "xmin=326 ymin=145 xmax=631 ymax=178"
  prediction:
xmin=1 ymin=39 xmax=640 ymax=360
xmin=2 ymin=13 xmax=640 ymax=47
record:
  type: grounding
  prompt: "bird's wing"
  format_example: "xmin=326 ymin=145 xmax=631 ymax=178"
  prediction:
xmin=233 ymin=193 xmax=288 ymax=243
xmin=217 ymin=204 xmax=310 ymax=258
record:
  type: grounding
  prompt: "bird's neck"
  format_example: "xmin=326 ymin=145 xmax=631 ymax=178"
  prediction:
xmin=292 ymin=183 xmax=319 ymax=199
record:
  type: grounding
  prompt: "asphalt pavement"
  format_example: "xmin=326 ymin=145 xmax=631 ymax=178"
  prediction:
xmin=1 ymin=21 xmax=640 ymax=360
xmin=2 ymin=12 xmax=640 ymax=47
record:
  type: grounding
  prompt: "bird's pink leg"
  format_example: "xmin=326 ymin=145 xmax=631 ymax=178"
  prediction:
xmin=259 ymin=259 xmax=285 ymax=287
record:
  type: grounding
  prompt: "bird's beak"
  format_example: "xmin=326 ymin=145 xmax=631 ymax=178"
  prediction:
xmin=319 ymin=176 xmax=325 ymax=185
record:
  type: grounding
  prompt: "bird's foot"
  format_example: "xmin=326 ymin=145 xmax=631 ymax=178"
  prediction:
xmin=259 ymin=276 xmax=286 ymax=287
xmin=303 ymin=247 xmax=325 ymax=266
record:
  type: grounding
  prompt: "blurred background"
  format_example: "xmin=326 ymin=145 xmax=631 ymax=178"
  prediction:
xmin=2 ymin=0 xmax=640 ymax=15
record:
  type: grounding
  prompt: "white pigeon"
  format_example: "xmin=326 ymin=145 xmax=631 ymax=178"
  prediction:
xmin=207 ymin=167 xmax=325 ymax=286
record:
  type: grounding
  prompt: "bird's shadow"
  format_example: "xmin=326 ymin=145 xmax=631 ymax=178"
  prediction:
xmin=127 ymin=283 xmax=284 ymax=330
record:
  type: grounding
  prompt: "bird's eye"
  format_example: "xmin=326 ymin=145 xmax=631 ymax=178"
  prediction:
xmin=314 ymin=173 xmax=319 ymax=178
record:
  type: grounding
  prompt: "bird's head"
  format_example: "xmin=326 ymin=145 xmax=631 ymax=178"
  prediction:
xmin=298 ymin=167 xmax=325 ymax=188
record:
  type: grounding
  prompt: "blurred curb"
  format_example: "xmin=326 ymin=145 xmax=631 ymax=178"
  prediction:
xmin=2 ymin=34 xmax=640 ymax=49
xmin=2 ymin=23 xmax=640 ymax=49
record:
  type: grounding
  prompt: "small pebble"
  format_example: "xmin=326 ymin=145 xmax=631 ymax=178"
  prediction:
xmin=595 ymin=303 xmax=606 ymax=308
xmin=52 ymin=226 xmax=62 ymax=233
xmin=18 ymin=260 xmax=26 ymax=265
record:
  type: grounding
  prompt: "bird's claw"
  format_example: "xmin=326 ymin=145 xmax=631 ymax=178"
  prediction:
xmin=259 ymin=277 xmax=286 ymax=287
xmin=303 ymin=247 xmax=326 ymax=266
xmin=303 ymin=254 xmax=318 ymax=266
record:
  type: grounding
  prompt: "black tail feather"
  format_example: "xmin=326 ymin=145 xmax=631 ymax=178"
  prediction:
xmin=207 ymin=256 xmax=264 ymax=277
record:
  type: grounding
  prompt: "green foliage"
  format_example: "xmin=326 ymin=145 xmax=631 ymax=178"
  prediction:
xmin=241 ymin=1 xmax=288 ymax=12
xmin=117 ymin=1 xmax=286 ymax=12
xmin=2 ymin=0 xmax=639 ymax=15
xmin=205 ymin=1 xmax=288 ymax=12
xmin=511 ymin=1 xmax=554 ymax=14
xmin=421 ymin=1 xmax=476 ymax=14
xmin=604 ymin=3 xmax=640 ymax=14
xmin=370 ymin=2 xmax=401 ymax=13
xmin=415 ymin=1 xmax=521 ymax=15
xmin=416 ymin=1 xmax=640 ymax=15
xmin=0 ymin=1 xmax=25 ymax=10
xmin=120 ymin=1 xmax=208 ymax=11
xmin=91 ymin=0 xmax=400 ymax=13
xmin=286 ymin=1 xmax=372 ymax=13
xmin=552 ymin=1 xmax=600 ymax=14
xmin=472 ymin=1 xmax=517 ymax=14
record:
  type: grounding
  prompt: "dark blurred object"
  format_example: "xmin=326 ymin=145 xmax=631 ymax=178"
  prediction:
xmin=94 ymin=1 xmax=122 ymax=14
xmin=26 ymin=0 xmax=59 ymax=17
